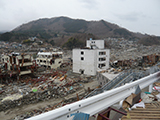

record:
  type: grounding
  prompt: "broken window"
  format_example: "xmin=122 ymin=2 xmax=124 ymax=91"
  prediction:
xmin=99 ymin=57 xmax=106 ymax=61
xmin=98 ymin=63 xmax=106 ymax=68
xmin=99 ymin=52 xmax=106 ymax=55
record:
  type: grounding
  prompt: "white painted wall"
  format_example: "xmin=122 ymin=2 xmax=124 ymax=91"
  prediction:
xmin=86 ymin=40 xmax=104 ymax=49
xmin=73 ymin=49 xmax=96 ymax=75
xmin=73 ymin=39 xmax=110 ymax=76
xmin=36 ymin=52 xmax=63 ymax=69
xmin=96 ymin=49 xmax=110 ymax=71
xmin=73 ymin=49 xmax=110 ymax=76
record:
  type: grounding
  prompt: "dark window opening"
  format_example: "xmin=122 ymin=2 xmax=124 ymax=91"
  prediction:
xmin=81 ymin=57 xmax=84 ymax=60
xmin=99 ymin=52 xmax=106 ymax=55
xmin=13 ymin=57 xmax=16 ymax=64
xmin=81 ymin=70 xmax=84 ymax=74
xmin=99 ymin=57 xmax=106 ymax=61
xmin=81 ymin=51 xmax=84 ymax=55
xmin=98 ymin=63 xmax=106 ymax=68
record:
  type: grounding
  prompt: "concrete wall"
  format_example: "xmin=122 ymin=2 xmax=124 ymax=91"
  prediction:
xmin=73 ymin=49 xmax=97 ymax=75
xmin=1 ymin=54 xmax=33 ymax=75
xmin=96 ymin=71 xmax=110 ymax=86
xmin=86 ymin=40 xmax=104 ymax=49
xmin=73 ymin=49 xmax=110 ymax=76
xmin=96 ymin=49 xmax=110 ymax=71
xmin=36 ymin=57 xmax=63 ymax=69
xmin=36 ymin=52 xmax=63 ymax=69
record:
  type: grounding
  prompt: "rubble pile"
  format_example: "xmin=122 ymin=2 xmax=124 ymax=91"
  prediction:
xmin=0 ymin=69 xmax=93 ymax=112
xmin=121 ymin=81 xmax=160 ymax=119
xmin=106 ymin=38 xmax=160 ymax=67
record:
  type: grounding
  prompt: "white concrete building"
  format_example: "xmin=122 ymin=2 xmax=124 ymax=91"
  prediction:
xmin=36 ymin=52 xmax=63 ymax=69
xmin=73 ymin=39 xmax=110 ymax=76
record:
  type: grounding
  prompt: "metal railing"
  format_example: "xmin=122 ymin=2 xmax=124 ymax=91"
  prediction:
xmin=26 ymin=71 xmax=160 ymax=120
xmin=85 ymin=64 xmax=160 ymax=98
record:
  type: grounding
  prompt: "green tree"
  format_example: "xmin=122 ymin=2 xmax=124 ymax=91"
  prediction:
xmin=0 ymin=32 xmax=13 ymax=41
xmin=49 ymin=40 xmax=55 ymax=46
xmin=63 ymin=37 xmax=83 ymax=49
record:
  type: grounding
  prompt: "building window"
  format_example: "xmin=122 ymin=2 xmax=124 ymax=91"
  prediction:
xmin=99 ymin=57 xmax=106 ymax=61
xmin=99 ymin=52 xmax=106 ymax=55
xmin=81 ymin=57 xmax=84 ymax=60
xmin=81 ymin=51 xmax=84 ymax=55
xmin=81 ymin=70 xmax=84 ymax=74
xmin=98 ymin=63 xmax=106 ymax=68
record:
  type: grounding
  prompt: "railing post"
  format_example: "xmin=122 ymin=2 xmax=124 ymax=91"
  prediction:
xmin=149 ymin=83 xmax=153 ymax=93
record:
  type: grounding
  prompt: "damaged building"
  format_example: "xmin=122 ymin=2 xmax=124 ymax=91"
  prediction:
xmin=72 ymin=39 xmax=110 ymax=76
xmin=36 ymin=51 xmax=63 ymax=69
xmin=1 ymin=52 xmax=33 ymax=76
xmin=142 ymin=54 xmax=160 ymax=65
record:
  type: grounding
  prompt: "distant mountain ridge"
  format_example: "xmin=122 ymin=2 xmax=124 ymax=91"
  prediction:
xmin=12 ymin=16 xmax=137 ymax=38
xmin=0 ymin=16 xmax=160 ymax=46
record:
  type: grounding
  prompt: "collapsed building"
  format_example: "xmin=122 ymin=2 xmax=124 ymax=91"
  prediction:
xmin=142 ymin=54 xmax=160 ymax=65
xmin=72 ymin=39 xmax=110 ymax=76
xmin=1 ymin=52 xmax=33 ymax=77
xmin=36 ymin=51 xmax=63 ymax=69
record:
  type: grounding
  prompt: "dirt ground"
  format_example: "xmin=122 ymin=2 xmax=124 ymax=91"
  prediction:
xmin=0 ymin=80 xmax=99 ymax=120
xmin=0 ymin=98 xmax=63 ymax=120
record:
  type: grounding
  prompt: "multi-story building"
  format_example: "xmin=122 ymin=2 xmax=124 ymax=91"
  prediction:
xmin=36 ymin=51 xmax=63 ymax=69
xmin=1 ymin=52 xmax=33 ymax=76
xmin=72 ymin=39 xmax=110 ymax=76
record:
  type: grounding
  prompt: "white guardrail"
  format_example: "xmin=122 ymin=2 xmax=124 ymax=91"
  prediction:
xmin=27 ymin=71 xmax=160 ymax=120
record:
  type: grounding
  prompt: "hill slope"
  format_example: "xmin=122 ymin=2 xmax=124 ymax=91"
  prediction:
xmin=0 ymin=16 xmax=160 ymax=46
xmin=12 ymin=16 xmax=135 ymax=39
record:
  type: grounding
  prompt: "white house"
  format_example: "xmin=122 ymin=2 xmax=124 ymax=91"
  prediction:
xmin=72 ymin=39 xmax=110 ymax=76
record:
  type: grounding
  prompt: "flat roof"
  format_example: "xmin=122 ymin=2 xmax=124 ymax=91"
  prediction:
xmin=101 ymin=72 xmax=119 ymax=81
xmin=38 ymin=52 xmax=63 ymax=55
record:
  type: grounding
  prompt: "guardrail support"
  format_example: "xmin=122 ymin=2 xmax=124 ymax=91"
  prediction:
xmin=149 ymin=83 xmax=153 ymax=93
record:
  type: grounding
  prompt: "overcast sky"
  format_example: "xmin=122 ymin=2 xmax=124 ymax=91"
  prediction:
xmin=0 ymin=0 xmax=160 ymax=36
